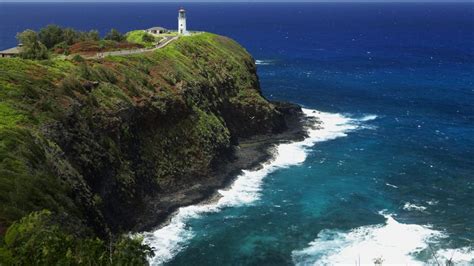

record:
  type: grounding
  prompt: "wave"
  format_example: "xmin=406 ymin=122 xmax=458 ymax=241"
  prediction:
xmin=403 ymin=202 xmax=427 ymax=212
xmin=255 ymin=59 xmax=274 ymax=65
xmin=142 ymin=109 xmax=377 ymax=265
xmin=358 ymin=114 xmax=378 ymax=122
xmin=291 ymin=212 xmax=474 ymax=266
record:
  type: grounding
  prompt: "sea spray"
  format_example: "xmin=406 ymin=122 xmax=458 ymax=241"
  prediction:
xmin=142 ymin=109 xmax=377 ymax=265
xmin=292 ymin=212 xmax=474 ymax=266
xmin=291 ymin=212 xmax=443 ymax=266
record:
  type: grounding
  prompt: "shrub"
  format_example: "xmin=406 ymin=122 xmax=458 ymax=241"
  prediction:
xmin=142 ymin=33 xmax=155 ymax=43
xmin=72 ymin=54 xmax=85 ymax=63
xmin=104 ymin=29 xmax=125 ymax=42
xmin=16 ymin=30 xmax=49 ymax=60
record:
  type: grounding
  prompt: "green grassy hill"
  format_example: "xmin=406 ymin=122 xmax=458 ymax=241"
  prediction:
xmin=0 ymin=33 xmax=286 ymax=264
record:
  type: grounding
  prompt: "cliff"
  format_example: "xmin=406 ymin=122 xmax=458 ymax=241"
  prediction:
xmin=0 ymin=33 xmax=304 ymax=263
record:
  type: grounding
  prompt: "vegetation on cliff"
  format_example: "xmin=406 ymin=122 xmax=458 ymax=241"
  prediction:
xmin=0 ymin=31 xmax=286 ymax=264
xmin=126 ymin=30 xmax=161 ymax=48
xmin=15 ymin=25 xmax=136 ymax=59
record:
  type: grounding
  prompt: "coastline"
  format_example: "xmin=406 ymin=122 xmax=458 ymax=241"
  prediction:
xmin=141 ymin=106 xmax=334 ymax=265
xmin=132 ymin=102 xmax=318 ymax=233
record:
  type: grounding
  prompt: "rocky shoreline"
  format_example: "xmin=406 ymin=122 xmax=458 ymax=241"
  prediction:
xmin=133 ymin=102 xmax=317 ymax=232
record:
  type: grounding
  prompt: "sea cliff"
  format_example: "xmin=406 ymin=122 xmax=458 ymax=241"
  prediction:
xmin=0 ymin=33 xmax=305 ymax=263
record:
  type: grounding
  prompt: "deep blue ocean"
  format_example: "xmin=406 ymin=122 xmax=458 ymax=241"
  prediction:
xmin=1 ymin=2 xmax=473 ymax=265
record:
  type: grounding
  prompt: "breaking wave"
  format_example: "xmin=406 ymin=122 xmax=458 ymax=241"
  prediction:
xmin=292 ymin=212 xmax=474 ymax=265
xmin=142 ymin=109 xmax=377 ymax=265
xmin=255 ymin=59 xmax=275 ymax=65
xmin=403 ymin=202 xmax=427 ymax=212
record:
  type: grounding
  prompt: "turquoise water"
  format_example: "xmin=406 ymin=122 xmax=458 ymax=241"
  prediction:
xmin=1 ymin=2 xmax=472 ymax=265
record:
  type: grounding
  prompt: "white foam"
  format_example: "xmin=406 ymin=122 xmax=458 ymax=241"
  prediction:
xmin=436 ymin=247 xmax=474 ymax=266
xmin=142 ymin=109 xmax=377 ymax=265
xmin=292 ymin=212 xmax=474 ymax=266
xmin=403 ymin=202 xmax=427 ymax=212
xmin=359 ymin=114 xmax=378 ymax=122
xmin=385 ymin=183 xmax=398 ymax=189
xmin=292 ymin=212 xmax=444 ymax=266
xmin=255 ymin=59 xmax=274 ymax=65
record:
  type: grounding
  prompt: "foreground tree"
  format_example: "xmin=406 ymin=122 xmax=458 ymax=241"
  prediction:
xmin=16 ymin=30 xmax=49 ymax=60
xmin=0 ymin=210 xmax=153 ymax=265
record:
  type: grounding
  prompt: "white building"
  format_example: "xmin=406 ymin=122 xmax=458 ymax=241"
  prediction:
xmin=145 ymin=27 xmax=168 ymax=35
xmin=178 ymin=8 xmax=188 ymax=35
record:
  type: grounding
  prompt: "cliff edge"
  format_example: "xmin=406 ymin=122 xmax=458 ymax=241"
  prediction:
xmin=0 ymin=33 xmax=305 ymax=263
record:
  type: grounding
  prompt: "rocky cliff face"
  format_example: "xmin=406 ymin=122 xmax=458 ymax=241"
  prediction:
xmin=0 ymin=32 xmax=298 ymax=250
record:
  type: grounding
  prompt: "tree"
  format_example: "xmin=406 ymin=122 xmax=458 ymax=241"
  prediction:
xmin=16 ymin=30 xmax=49 ymax=60
xmin=104 ymin=29 xmax=125 ymax=42
xmin=38 ymin=24 xmax=64 ymax=49
xmin=62 ymin=27 xmax=79 ymax=45
xmin=88 ymin=30 xmax=100 ymax=41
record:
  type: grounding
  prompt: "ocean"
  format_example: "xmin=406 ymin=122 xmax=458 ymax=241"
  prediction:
xmin=1 ymin=2 xmax=473 ymax=265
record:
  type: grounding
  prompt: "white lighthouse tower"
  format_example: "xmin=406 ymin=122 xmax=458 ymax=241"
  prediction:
xmin=178 ymin=8 xmax=187 ymax=35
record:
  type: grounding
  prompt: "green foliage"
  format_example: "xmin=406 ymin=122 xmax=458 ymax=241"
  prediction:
xmin=0 ymin=210 xmax=153 ymax=265
xmin=105 ymin=29 xmax=125 ymax=42
xmin=142 ymin=33 xmax=155 ymax=43
xmin=63 ymin=27 xmax=80 ymax=45
xmin=60 ymin=27 xmax=99 ymax=45
xmin=111 ymin=236 xmax=153 ymax=265
xmin=86 ymin=30 xmax=101 ymax=42
xmin=42 ymin=25 xmax=101 ymax=47
xmin=53 ymin=41 xmax=69 ymax=55
xmin=0 ymin=128 xmax=79 ymax=230
xmin=0 ymin=103 xmax=27 ymax=129
xmin=17 ymin=25 xmax=102 ymax=60
xmin=16 ymin=30 xmax=49 ymax=60
xmin=125 ymin=30 xmax=158 ymax=48
xmin=72 ymin=54 xmax=85 ymax=63
xmin=38 ymin=24 xmax=64 ymax=49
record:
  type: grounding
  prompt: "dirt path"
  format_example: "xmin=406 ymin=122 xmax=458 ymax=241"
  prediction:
xmin=95 ymin=36 xmax=179 ymax=59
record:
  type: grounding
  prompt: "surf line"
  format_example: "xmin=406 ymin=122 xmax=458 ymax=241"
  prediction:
xmin=142 ymin=108 xmax=376 ymax=265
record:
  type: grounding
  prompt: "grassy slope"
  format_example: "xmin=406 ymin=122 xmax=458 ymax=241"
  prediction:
xmin=0 ymin=33 xmax=282 ymax=263
xmin=125 ymin=30 xmax=162 ymax=48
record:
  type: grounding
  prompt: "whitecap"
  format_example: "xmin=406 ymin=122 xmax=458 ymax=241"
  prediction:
xmin=385 ymin=183 xmax=398 ymax=189
xmin=359 ymin=114 xmax=378 ymax=121
xmin=142 ymin=108 xmax=376 ymax=265
xmin=255 ymin=59 xmax=274 ymax=65
xmin=292 ymin=212 xmax=444 ymax=266
xmin=403 ymin=202 xmax=427 ymax=212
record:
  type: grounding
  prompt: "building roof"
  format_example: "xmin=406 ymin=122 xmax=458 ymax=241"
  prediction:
xmin=0 ymin=46 xmax=21 ymax=54
xmin=146 ymin=27 xmax=167 ymax=31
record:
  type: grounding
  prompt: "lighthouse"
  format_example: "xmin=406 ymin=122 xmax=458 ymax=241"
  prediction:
xmin=178 ymin=8 xmax=187 ymax=35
